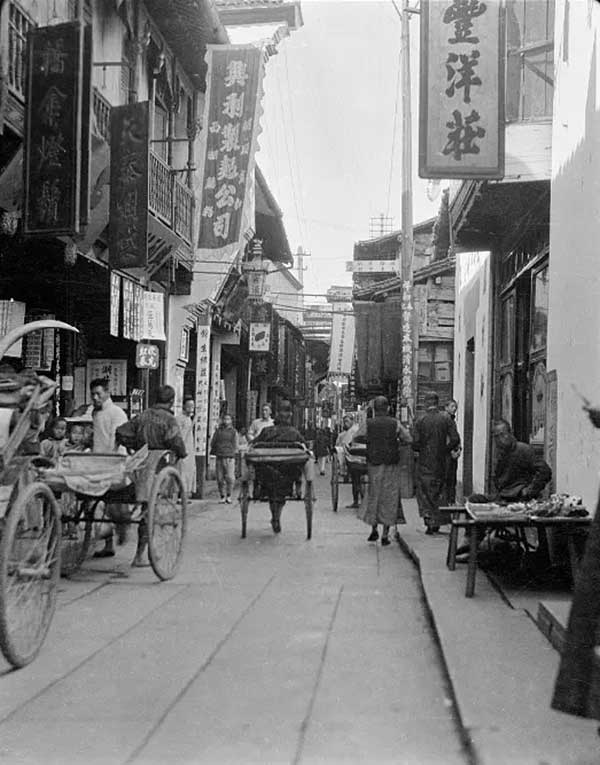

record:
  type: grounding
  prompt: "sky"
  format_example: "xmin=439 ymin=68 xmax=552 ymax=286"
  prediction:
xmin=234 ymin=0 xmax=441 ymax=301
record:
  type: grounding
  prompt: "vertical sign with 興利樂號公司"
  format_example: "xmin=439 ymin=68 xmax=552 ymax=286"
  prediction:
xmin=197 ymin=45 xmax=265 ymax=256
xmin=419 ymin=0 xmax=504 ymax=179
xmin=109 ymin=102 xmax=149 ymax=269
xmin=195 ymin=321 xmax=211 ymax=456
xmin=24 ymin=22 xmax=84 ymax=235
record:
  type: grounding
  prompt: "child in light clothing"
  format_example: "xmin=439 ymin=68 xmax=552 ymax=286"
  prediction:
xmin=40 ymin=417 xmax=68 ymax=462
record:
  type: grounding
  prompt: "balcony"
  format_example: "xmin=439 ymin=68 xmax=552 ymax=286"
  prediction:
xmin=148 ymin=150 xmax=194 ymax=246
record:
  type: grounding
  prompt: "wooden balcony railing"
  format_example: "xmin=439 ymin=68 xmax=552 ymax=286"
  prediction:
xmin=173 ymin=177 xmax=194 ymax=245
xmin=148 ymin=150 xmax=194 ymax=245
xmin=92 ymin=88 xmax=111 ymax=142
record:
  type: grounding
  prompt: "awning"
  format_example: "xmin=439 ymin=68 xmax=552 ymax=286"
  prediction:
xmin=255 ymin=165 xmax=293 ymax=266
xmin=0 ymin=148 xmax=23 ymax=212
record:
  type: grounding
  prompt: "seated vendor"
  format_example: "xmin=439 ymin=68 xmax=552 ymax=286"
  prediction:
xmin=252 ymin=399 xmax=306 ymax=534
xmin=456 ymin=419 xmax=552 ymax=559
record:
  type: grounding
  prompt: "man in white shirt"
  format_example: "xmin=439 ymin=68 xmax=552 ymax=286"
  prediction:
xmin=248 ymin=404 xmax=274 ymax=442
xmin=248 ymin=403 xmax=274 ymax=500
xmin=90 ymin=378 xmax=128 ymax=558
xmin=335 ymin=413 xmax=362 ymax=508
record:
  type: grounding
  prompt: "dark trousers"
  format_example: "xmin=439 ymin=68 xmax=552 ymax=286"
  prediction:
xmin=348 ymin=464 xmax=362 ymax=504
xmin=416 ymin=472 xmax=443 ymax=527
xmin=445 ymin=456 xmax=458 ymax=504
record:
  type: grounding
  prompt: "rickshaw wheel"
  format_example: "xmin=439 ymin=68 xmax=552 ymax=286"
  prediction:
xmin=0 ymin=482 xmax=61 ymax=668
xmin=240 ymin=481 xmax=249 ymax=539
xmin=59 ymin=495 xmax=93 ymax=578
xmin=305 ymin=481 xmax=313 ymax=540
xmin=147 ymin=466 xmax=187 ymax=581
xmin=330 ymin=458 xmax=339 ymax=512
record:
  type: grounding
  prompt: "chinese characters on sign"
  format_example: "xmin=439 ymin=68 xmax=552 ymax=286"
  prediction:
xmin=195 ymin=322 xmax=211 ymax=456
xmin=328 ymin=307 xmax=355 ymax=376
xmin=86 ymin=359 xmax=127 ymax=397
xmin=419 ymin=0 xmax=504 ymax=179
xmin=24 ymin=22 xmax=85 ymax=235
xmin=198 ymin=46 xmax=264 ymax=250
xmin=249 ymin=322 xmax=271 ymax=352
xmin=110 ymin=272 xmax=121 ymax=337
xmin=135 ymin=343 xmax=160 ymax=370
xmin=141 ymin=291 xmax=165 ymax=341
xmin=109 ymin=102 xmax=149 ymax=268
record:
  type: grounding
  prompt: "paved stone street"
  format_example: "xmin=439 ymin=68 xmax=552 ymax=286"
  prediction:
xmin=0 ymin=471 xmax=469 ymax=765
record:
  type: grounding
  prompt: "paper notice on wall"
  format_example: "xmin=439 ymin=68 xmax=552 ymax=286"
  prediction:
xmin=141 ymin=291 xmax=166 ymax=341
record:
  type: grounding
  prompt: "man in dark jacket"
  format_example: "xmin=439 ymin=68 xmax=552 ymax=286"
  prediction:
xmin=492 ymin=419 xmax=551 ymax=500
xmin=116 ymin=385 xmax=186 ymax=566
xmin=412 ymin=392 xmax=460 ymax=534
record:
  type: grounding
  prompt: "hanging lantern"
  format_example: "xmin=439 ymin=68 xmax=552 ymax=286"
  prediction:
xmin=243 ymin=239 xmax=268 ymax=301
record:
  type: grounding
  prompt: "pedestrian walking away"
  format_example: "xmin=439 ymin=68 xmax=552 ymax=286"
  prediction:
xmin=314 ymin=425 xmax=330 ymax=475
xmin=116 ymin=384 xmax=187 ymax=566
xmin=355 ymin=395 xmax=411 ymax=545
xmin=336 ymin=413 xmax=361 ymax=508
xmin=412 ymin=391 xmax=460 ymax=534
xmin=209 ymin=413 xmax=239 ymax=503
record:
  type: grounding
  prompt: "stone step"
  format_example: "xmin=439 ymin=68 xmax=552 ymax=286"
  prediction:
xmin=537 ymin=598 xmax=571 ymax=653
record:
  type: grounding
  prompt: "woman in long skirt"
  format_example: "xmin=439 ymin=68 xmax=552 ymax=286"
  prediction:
xmin=176 ymin=396 xmax=197 ymax=496
xmin=355 ymin=395 xmax=411 ymax=546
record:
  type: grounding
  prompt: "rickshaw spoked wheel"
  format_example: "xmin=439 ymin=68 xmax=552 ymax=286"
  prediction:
xmin=59 ymin=495 xmax=93 ymax=578
xmin=330 ymin=458 xmax=339 ymax=512
xmin=240 ymin=481 xmax=249 ymax=539
xmin=0 ymin=482 xmax=61 ymax=668
xmin=147 ymin=466 xmax=187 ymax=581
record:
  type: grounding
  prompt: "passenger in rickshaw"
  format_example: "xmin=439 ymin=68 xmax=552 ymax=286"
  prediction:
xmin=116 ymin=385 xmax=187 ymax=566
xmin=252 ymin=399 xmax=306 ymax=534
xmin=40 ymin=417 xmax=68 ymax=461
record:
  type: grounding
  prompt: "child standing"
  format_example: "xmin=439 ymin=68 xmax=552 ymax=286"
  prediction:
xmin=209 ymin=414 xmax=239 ymax=503
xmin=40 ymin=417 xmax=68 ymax=462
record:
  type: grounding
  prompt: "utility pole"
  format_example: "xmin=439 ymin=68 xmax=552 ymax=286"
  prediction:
xmin=295 ymin=245 xmax=311 ymax=326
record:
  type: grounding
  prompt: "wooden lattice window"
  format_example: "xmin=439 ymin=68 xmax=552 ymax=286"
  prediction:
xmin=8 ymin=1 xmax=33 ymax=99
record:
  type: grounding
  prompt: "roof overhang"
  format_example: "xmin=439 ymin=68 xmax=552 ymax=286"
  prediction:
xmin=215 ymin=1 xmax=303 ymax=29
xmin=255 ymin=166 xmax=292 ymax=265
xmin=450 ymin=179 xmax=550 ymax=251
xmin=142 ymin=0 xmax=229 ymax=86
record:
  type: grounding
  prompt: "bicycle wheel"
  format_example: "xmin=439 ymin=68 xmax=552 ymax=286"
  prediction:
xmin=147 ymin=466 xmax=187 ymax=581
xmin=59 ymin=495 xmax=93 ymax=578
xmin=331 ymin=458 xmax=339 ymax=512
xmin=0 ymin=482 xmax=61 ymax=668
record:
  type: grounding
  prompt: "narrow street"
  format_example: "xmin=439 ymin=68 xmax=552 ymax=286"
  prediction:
xmin=0 ymin=471 xmax=469 ymax=765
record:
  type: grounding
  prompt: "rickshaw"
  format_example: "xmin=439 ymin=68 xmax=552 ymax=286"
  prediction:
xmin=0 ymin=321 xmax=187 ymax=669
xmin=331 ymin=441 xmax=367 ymax=512
xmin=239 ymin=441 xmax=314 ymax=539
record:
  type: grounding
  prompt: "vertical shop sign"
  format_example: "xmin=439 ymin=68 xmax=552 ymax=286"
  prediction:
xmin=24 ymin=21 xmax=84 ymax=235
xmin=141 ymin=291 xmax=165 ymax=341
xmin=0 ymin=301 xmax=26 ymax=356
xmin=132 ymin=282 xmax=143 ymax=341
xmin=109 ymin=102 xmax=149 ymax=268
xmin=419 ymin=0 xmax=504 ymax=179
xmin=195 ymin=322 xmax=211 ymax=456
xmin=328 ymin=307 xmax=355 ymax=376
xmin=122 ymin=277 xmax=134 ymax=339
xmin=110 ymin=272 xmax=121 ymax=337
xmin=209 ymin=338 xmax=222 ymax=440
xmin=197 ymin=45 xmax=265 ymax=252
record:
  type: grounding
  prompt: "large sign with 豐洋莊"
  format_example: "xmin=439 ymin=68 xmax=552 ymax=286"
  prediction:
xmin=419 ymin=0 xmax=505 ymax=179
xmin=24 ymin=21 xmax=85 ymax=235
xmin=197 ymin=45 xmax=265 ymax=252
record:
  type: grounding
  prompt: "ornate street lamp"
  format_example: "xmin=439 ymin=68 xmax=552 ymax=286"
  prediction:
xmin=243 ymin=239 xmax=269 ymax=301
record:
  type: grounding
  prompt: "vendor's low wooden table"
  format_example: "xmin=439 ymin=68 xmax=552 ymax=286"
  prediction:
xmin=442 ymin=505 xmax=592 ymax=597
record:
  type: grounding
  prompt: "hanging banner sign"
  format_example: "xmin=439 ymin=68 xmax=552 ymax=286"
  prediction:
xmin=195 ymin=321 xmax=211 ymax=456
xmin=197 ymin=45 xmax=265 ymax=253
xmin=108 ymin=101 xmax=149 ymax=269
xmin=110 ymin=272 xmax=121 ymax=337
xmin=328 ymin=307 xmax=355 ymax=376
xmin=141 ymin=291 xmax=165 ymax=341
xmin=419 ymin=0 xmax=504 ymax=179
xmin=249 ymin=322 xmax=271 ymax=352
xmin=24 ymin=21 xmax=84 ymax=235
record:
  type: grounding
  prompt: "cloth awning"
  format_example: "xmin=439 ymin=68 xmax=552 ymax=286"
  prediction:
xmin=255 ymin=165 xmax=292 ymax=266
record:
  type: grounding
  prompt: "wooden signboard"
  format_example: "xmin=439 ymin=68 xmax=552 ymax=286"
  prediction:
xmin=24 ymin=22 xmax=84 ymax=235
xmin=109 ymin=102 xmax=149 ymax=269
